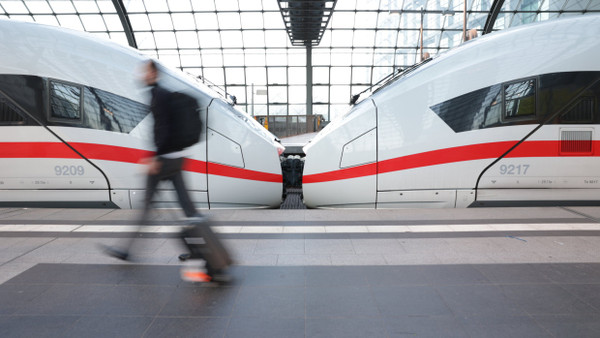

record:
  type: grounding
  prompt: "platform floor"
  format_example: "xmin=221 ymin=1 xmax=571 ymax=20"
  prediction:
xmin=1 ymin=206 xmax=600 ymax=337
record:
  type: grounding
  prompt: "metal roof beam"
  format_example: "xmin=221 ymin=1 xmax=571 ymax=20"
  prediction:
xmin=111 ymin=0 xmax=137 ymax=49
xmin=483 ymin=0 xmax=506 ymax=35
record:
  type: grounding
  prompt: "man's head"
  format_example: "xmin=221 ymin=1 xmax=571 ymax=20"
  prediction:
xmin=144 ymin=60 xmax=159 ymax=86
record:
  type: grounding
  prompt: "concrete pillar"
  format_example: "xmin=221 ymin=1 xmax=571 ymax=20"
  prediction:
xmin=306 ymin=44 xmax=313 ymax=116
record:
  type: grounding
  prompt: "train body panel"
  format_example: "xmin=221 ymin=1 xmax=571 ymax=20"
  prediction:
xmin=478 ymin=125 xmax=600 ymax=191
xmin=45 ymin=126 xmax=153 ymax=190
xmin=377 ymin=189 xmax=460 ymax=209
xmin=0 ymin=19 xmax=283 ymax=209
xmin=207 ymin=99 xmax=284 ymax=176
xmin=303 ymin=176 xmax=377 ymax=209
xmin=303 ymin=100 xmax=377 ymax=208
xmin=304 ymin=15 xmax=600 ymax=208
xmin=0 ymin=127 xmax=109 ymax=202
xmin=206 ymin=100 xmax=284 ymax=208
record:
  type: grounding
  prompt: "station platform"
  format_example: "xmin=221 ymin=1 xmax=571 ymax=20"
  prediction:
xmin=1 ymin=206 xmax=600 ymax=337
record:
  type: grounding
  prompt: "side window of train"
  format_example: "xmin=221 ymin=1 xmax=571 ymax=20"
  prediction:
xmin=429 ymin=84 xmax=502 ymax=133
xmin=83 ymin=87 xmax=149 ymax=133
xmin=83 ymin=87 xmax=103 ymax=130
xmin=503 ymin=78 xmax=536 ymax=119
xmin=49 ymin=81 xmax=82 ymax=123
xmin=559 ymin=97 xmax=595 ymax=123
xmin=537 ymin=72 xmax=600 ymax=124
xmin=0 ymin=95 xmax=26 ymax=125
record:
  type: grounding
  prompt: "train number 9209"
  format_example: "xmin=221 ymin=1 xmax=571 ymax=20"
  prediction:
xmin=499 ymin=164 xmax=530 ymax=175
xmin=54 ymin=165 xmax=85 ymax=176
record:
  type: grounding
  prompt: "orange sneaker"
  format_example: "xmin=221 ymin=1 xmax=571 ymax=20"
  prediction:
xmin=180 ymin=268 xmax=212 ymax=282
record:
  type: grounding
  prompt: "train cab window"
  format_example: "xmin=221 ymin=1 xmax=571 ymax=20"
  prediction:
xmin=49 ymin=81 xmax=82 ymax=121
xmin=0 ymin=98 xmax=26 ymax=125
xmin=504 ymin=78 xmax=536 ymax=119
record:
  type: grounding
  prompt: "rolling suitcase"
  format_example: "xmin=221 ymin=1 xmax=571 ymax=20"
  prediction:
xmin=180 ymin=218 xmax=232 ymax=281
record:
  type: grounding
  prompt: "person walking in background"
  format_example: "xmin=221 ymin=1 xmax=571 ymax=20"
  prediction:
xmin=105 ymin=60 xmax=200 ymax=261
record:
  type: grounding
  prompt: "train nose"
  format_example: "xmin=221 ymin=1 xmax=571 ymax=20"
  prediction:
xmin=302 ymin=100 xmax=378 ymax=208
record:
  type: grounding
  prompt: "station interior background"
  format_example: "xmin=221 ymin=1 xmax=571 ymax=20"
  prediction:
xmin=1 ymin=0 xmax=599 ymax=137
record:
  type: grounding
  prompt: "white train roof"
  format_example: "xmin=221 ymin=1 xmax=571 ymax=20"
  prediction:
xmin=373 ymin=15 xmax=600 ymax=106
xmin=0 ymin=18 xmax=220 ymax=104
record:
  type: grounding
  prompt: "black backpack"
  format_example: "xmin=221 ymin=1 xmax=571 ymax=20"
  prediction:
xmin=169 ymin=91 xmax=202 ymax=148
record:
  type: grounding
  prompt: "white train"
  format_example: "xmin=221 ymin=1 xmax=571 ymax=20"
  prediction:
xmin=0 ymin=19 xmax=284 ymax=209
xmin=303 ymin=15 xmax=600 ymax=208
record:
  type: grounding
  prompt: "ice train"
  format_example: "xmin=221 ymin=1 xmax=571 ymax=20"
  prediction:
xmin=0 ymin=19 xmax=284 ymax=209
xmin=303 ymin=15 xmax=600 ymax=208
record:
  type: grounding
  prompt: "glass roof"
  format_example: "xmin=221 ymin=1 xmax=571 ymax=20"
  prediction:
xmin=1 ymin=0 xmax=598 ymax=122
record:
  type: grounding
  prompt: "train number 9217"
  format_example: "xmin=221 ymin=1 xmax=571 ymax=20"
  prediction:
xmin=55 ymin=165 xmax=85 ymax=176
xmin=499 ymin=164 xmax=530 ymax=175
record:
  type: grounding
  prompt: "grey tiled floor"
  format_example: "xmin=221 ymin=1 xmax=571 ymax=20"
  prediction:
xmin=1 ymin=263 xmax=600 ymax=337
xmin=1 ymin=206 xmax=600 ymax=337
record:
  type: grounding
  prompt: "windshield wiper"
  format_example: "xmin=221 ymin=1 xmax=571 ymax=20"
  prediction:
xmin=350 ymin=57 xmax=433 ymax=105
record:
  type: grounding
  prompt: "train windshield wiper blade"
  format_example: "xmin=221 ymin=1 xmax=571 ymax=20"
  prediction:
xmin=350 ymin=58 xmax=433 ymax=105
xmin=373 ymin=58 xmax=433 ymax=94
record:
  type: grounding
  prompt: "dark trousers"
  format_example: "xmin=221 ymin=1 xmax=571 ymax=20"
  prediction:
xmin=139 ymin=156 xmax=198 ymax=225
xmin=124 ymin=157 xmax=198 ymax=253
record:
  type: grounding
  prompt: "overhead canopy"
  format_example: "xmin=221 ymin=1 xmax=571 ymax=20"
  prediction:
xmin=1 ymin=0 xmax=598 ymax=121
xmin=277 ymin=0 xmax=337 ymax=46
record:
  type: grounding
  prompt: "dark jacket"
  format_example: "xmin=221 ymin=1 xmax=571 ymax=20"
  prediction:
xmin=150 ymin=84 xmax=183 ymax=156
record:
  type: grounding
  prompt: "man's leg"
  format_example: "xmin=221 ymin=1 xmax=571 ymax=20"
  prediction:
xmin=171 ymin=168 xmax=198 ymax=217
xmin=139 ymin=171 xmax=161 ymax=225
xmin=105 ymin=164 xmax=161 ymax=260
xmin=164 ymin=157 xmax=201 ymax=262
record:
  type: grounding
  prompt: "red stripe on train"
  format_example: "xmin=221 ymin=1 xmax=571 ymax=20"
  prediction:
xmin=0 ymin=142 xmax=282 ymax=183
xmin=207 ymin=162 xmax=282 ymax=183
xmin=303 ymin=140 xmax=600 ymax=184
xmin=0 ymin=142 xmax=81 ymax=159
